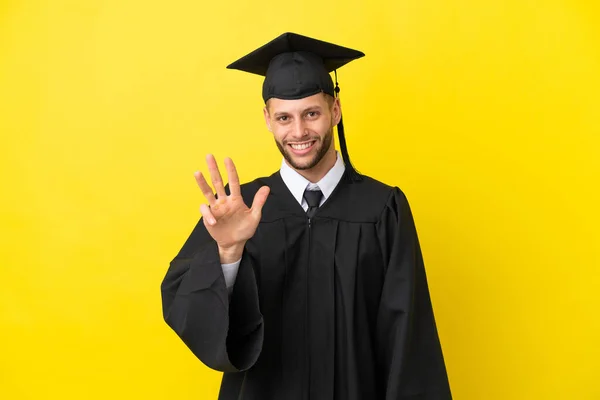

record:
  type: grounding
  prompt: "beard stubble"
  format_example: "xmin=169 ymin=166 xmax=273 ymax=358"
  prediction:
xmin=275 ymin=127 xmax=334 ymax=171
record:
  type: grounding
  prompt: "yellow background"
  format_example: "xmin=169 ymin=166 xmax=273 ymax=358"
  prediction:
xmin=1 ymin=0 xmax=599 ymax=399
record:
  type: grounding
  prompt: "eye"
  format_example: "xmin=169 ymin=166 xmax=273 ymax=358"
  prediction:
xmin=277 ymin=115 xmax=289 ymax=122
xmin=306 ymin=111 xmax=320 ymax=118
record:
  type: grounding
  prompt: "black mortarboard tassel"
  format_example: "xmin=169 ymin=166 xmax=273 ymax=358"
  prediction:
xmin=227 ymin=32 xmax=364 ymax=182
xmin=333 ymin=70 xmax=361 ymax=182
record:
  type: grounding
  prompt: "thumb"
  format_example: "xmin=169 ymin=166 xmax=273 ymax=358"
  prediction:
xmin=250 ymin=186 xmax=270 ymax=218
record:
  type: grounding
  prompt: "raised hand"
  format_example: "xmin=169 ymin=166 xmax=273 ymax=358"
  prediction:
xmin=194 ymin=154 xmax=270 ymax=263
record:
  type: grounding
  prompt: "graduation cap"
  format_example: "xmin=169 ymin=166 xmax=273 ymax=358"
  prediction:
xmin=227 ymin=32 xmax=365 ymax=182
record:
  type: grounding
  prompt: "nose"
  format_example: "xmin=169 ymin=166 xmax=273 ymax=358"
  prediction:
xmin=290 ymin=117 xmax=308 ymax=139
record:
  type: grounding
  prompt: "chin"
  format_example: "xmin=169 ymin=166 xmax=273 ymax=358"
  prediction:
xmin=286 ymin=153 xmax=319 ymax=170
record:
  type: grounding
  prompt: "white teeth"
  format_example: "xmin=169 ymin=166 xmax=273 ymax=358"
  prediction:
xmin=290 ymin=142 xmax=313 ymax=150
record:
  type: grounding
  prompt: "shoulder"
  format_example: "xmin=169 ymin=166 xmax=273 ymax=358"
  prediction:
xmin=352 ymin=174 xmax=395 ymax=195
xmin=351 ymin=175 xmax=417 ymax=229
xmin=317 ymin=173 xmax=409 ymax=223
xmin=349 ymin=173 xmax=409 ymax=204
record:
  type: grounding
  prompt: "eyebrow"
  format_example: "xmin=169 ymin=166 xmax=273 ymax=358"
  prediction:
xmin=273 ymin=106 xmax=323 ymax=118
xmin=303 ymin=106 xmax=323 ymax=113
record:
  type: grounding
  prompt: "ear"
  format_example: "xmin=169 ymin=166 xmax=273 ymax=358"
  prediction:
xmin=331 ymin=97 xmax=342 ymax=126
xmin=263 ymin=105 xmax=272 ymax=132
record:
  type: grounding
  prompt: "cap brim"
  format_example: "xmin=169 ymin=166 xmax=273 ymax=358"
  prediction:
xmin=227 ymin=32 xmax=365 ymax=76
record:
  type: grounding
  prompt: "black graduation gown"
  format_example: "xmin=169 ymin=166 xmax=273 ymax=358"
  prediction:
xmin=161 ymin=170 xmax=452 ymax=399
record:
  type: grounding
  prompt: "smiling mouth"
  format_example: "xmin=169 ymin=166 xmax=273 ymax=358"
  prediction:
xmin=288 ymin=140 xmax=316 ymax=151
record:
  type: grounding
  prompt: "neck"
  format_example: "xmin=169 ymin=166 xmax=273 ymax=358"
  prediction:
xmin=289 ymin=147 xmax=337 ymax=183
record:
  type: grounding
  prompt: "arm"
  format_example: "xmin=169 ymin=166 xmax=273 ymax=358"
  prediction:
xmin=161 ymin=155 xmax=269 ymax=372
xmin=376 ymin=187 xmax=452 ymax=399
xmin=161 ymin=218 xmax=263 ymax=372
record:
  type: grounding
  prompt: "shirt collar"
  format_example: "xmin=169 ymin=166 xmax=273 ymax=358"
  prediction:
xmin=279 ymin=151 xmax=346 ymax=206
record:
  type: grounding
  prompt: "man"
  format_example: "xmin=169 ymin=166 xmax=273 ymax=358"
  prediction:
xmin=161 ymin=32 xmax=452 ymax=400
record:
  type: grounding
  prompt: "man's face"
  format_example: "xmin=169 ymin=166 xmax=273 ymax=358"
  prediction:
xmin=264 ymin=93 xmax=340 ymax=171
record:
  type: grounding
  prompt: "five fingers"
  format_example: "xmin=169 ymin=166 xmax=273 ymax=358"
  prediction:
xmin=197 ymin=156 xmax=270 ymax=222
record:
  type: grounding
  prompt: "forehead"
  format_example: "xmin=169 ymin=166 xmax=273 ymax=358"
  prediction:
xmin=267 ymin=93 xmax=328 ymax=113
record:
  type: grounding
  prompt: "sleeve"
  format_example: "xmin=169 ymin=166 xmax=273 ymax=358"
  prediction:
xmin=222 ymin=259 xmax=242 ymax=294
xmin=375 ymin=187 xmax=452 ymax=399
xmin=160 ymin=217 xmax=264 ymax=373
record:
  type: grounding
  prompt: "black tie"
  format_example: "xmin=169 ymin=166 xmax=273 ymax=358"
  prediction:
xmin=303 ymin=189 xmax=323 ymax=219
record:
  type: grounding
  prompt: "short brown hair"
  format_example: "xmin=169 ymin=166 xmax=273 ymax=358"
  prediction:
xmin=266 ymin=92 xmax=335 ymax=113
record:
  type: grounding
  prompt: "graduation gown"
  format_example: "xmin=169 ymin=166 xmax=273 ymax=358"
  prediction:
xmin=161 ymin=170 xmax=452 ymax=399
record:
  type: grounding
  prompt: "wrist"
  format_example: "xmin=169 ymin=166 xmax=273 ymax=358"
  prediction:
xmin=218 ymin=242 xmax=245 ymax=264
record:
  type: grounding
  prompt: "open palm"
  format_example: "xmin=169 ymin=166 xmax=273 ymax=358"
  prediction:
xmin=194 ymin=155 xmax=270 ymax=252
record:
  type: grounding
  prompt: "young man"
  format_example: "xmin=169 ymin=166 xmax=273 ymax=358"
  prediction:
xmin=161 ymin=32 xmax=452 ymax=400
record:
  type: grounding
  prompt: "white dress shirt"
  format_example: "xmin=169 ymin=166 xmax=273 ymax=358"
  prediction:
xmin=221 ymin=152 xmax=346 ymax=292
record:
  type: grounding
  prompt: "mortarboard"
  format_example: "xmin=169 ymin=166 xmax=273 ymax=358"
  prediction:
xmin=227 ymin=32 xmax=365 ymax=181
